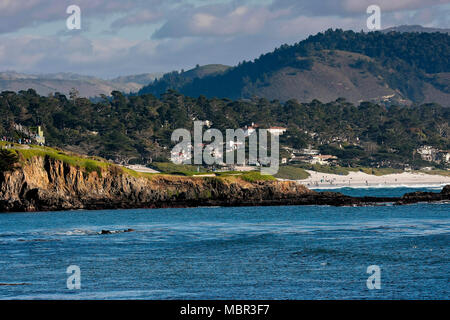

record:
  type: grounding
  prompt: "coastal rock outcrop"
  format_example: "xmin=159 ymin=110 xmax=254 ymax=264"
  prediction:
xmin=395 ymin=185 xmax=450 ymax=205
xmin=0 ymin=156 xmax=448 ymax=212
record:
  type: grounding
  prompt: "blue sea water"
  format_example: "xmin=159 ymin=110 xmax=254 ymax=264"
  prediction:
xmin=315 ymin=186 xmax=447 ymax=198
xmin=0 ymin=187 xmax=448 ymax=300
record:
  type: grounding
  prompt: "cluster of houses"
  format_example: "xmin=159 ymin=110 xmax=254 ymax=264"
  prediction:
xmin=301 ymin=128 xmax=360 ymax=146
xmin=170 ymin=121 xmax=345 ymax=168
xmin=1 ymin=124 xmax=46 ymax=146
xmin=242 ymin=123 xmax=287 ymax=136
xmin=416 ymin=146 xmax=450 ymax=164
xmin=170 ymin=122 xmax=289 ymax=169
xmin=283 ymin=146 xmax=338 ymax=166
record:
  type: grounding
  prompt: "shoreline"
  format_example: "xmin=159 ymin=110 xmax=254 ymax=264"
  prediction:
xmin=306 ymin=183 xmax=449 ymax=190
xmin=293 ymin=170 xmax=450 ymax=189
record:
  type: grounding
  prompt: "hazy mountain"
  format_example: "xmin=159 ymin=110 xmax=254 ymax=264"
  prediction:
xmin=110 ymin=73 xmax=165 ymax=86
xmin=0 ymin=71 xmax=163 ymax=98
xmin=139 ymin=29 xmax=450 ymax=106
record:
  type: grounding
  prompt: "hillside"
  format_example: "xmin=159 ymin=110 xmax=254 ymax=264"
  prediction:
xmin=140 ymin=64 xmax=231 ymax=96
xmin=0 ymin=71 xmax=162 ymax=98
xmin=139 ymin=29 xmax=450 ymax=105
xmin=239 ymin=50 xmax=410 ymax=105
xmin=109 ymin=73 xmax=165 ymax=86
xmin=182 ymin=64 xmax=231 ymax=79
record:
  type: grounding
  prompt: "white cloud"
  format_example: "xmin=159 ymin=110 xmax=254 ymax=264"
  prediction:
xmin=342 ymin=0 xmax=448 ymax=13
xmin=110 ymin=9 xmax=163 ymax=29
xmin=0 ymin=0 xmax=164 ymax=34
xmin=153 ymin=4 xmax=289 ymax=38
xmin=0 ymin=35 xmax=142 ymax=75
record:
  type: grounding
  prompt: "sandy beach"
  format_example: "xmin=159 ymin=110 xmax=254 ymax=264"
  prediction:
xmin=296 ymin=170 xmax=450 ymax=189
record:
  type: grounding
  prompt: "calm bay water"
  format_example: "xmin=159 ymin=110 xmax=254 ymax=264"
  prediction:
xmin=0 ymin=187 xmax=448 ymax=300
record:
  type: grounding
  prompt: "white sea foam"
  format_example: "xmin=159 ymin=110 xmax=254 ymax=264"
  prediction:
xmin=51 ymin=229 xmax=98 ymax=236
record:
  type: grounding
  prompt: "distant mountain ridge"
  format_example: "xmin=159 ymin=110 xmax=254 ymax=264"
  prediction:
xmin=140 ymin=64 xmax=231 ymax=97
xmin=139 ymin=27 xmax=450 ymax=106
xmin=0 ymin=71 xmax=163 ymax=98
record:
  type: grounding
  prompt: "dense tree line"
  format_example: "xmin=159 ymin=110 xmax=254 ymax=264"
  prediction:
xmin=0 ymin=89 xmax=448 ymax=167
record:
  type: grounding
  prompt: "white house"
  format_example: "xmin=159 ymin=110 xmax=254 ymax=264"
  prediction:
xmin=310 ymin=155 xmax=338 ymax=165
xmin=417 ymin=146 xmax=439 ymax=162
xmin=297 ymin=146 xmax=319 ymax=156
xmin=267 ymin=126 xmax=287 ymax=135
xmin=243 ymin=122 xmax=259 ymax=137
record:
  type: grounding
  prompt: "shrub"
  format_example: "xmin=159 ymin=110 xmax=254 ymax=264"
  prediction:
xmin=0 ymin=149 xmax=19 ymax=172
xmin=83 ymin=160 xmax=103 ymax=177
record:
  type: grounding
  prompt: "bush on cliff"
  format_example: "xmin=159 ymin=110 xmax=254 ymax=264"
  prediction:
xmin=0 ymin=149 xmax=19 ymax=172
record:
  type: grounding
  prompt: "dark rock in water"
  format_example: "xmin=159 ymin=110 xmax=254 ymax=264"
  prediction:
xmin=100 ymin=228 xmax=135 ymax=235
xmin=395 ymin=186 xmax=450 ymax=205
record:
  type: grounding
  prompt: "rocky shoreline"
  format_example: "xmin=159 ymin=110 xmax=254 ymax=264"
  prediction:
xmin=0 ymin=156 xmax=449 ymax=212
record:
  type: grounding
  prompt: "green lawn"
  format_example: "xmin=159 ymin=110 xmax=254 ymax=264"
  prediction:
xmin=148 ymin=162 xmax=208 ymax=176
xmin=240 ymin=171 xmax=276 ymax=182
xmin=149 ymin=162 xmax=276 ymax=181
xmin=274 ymin=165 xmax=310 ymax=180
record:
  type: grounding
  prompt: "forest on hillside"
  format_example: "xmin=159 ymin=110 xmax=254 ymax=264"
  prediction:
xmin=139 ymin=29 xmax=450 ymax=104
xmin=0 ymin=89 xmax=448 ymax=168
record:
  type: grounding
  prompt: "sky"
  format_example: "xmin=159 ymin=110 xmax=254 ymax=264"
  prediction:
xmin=0 ymin=0 xmax=449 ymax=78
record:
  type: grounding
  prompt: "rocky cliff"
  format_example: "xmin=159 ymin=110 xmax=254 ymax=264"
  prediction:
xmin=0 ymin=156 xmax=449 ymax=212
xmin=0 ymin=156 xmax=316 ymax=212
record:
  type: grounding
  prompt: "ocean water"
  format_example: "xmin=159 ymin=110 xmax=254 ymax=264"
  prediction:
xmin=0 ymin=187 xmax=448 ymax=300
xmin=314 ymin=186 xmax=447 ymax=198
